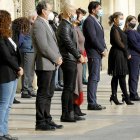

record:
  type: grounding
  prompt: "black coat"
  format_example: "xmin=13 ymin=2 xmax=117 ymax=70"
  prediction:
xmin=57 ymin=19 xmax=81 ymax=62
xmin=0 ymin=37 xmax=21 ymax=84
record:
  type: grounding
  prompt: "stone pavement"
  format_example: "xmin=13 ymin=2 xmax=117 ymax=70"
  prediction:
xmin=9 ymin=72 xmax=140 ymax=140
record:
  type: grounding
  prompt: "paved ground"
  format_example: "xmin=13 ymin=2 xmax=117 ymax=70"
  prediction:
xmin=9 ymin=72 xmax=140 ymax=140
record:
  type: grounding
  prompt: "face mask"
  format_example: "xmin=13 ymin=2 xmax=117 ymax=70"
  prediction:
xmin=70 ymin=14 xmax=77 ymax=22
xmin=119 ymin=19 xmax=124 ymax=27
xmin=48 ymin=12 xmax=54 ymax=21
xmin=54 ymin=17 xmax=59 ymax=24
xmin=129 ymin=23 xmax=136 ymax=29
xmin=97 ymin=9 xmax=103 ymax=17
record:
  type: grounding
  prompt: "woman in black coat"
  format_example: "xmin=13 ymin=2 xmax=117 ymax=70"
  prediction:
xmin=108 ymin=12 xmax=133 ymax=105
xmin=0 ymin=10 xmax=23 ymax=140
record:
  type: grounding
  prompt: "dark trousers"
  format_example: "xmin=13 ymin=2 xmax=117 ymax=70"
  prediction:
xmin=35 ymin=70 xmax=55 ymax=125
xmin=128 ymin=56 xmax=140 ymax=98
xmin=61 ymin=61 xmax=77 ymax=113
xmin=87 ymin=58 xmax=101 ymax=105
xmin=111 ymin=75 xmax=128 ymax=98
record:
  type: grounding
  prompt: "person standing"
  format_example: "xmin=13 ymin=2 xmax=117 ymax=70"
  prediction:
xmin=137 ymin=14 xmax=140 ymax=33
xmin=57 ymin=2 xmax=84 ymax=122
xmin=108 ymin=12 xmax=134 ymax=105
xmin=83 ymin=1 xmax=107 ymax=110
xmin=32 ymin=0 xmax=63 ymax=131
xmin=12 ymin=17 xmax=37 ymax=99
xmin=124 ymin=15 xmax=140 ymax=101
xmin=0 ymin=10 xmax=23 ymax=140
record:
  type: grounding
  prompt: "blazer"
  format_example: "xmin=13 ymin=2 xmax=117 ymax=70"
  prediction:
xmin=31 ymin=16 xmax=61 ymax=71
xmin=0 ymin=37 xmax=21 ymax=84
xmin=83 ymin=15 xmax=106 ymax=59
xmin=125 ymin=29 xmax=140 ymax=57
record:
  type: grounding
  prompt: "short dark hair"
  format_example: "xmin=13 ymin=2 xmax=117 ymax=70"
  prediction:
xmin=88 ymin=1 xmax=101 ymax=14
xmin=36 ymin=0 xmax=48 ymax=15
xmin=138 ymin=14 xmax=140 ymax=23
xmin=76 ymin=8 xmax=87 ymax=15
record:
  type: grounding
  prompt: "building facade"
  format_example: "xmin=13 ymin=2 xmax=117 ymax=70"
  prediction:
xmin=0 ymin=0 xmax=139 ymax=70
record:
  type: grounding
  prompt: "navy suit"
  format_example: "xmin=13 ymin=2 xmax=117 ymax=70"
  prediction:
xmin=83 ymin=15 xmax=106 ymax=105
xmin=126 ymin=29 xmax=140 ymax=98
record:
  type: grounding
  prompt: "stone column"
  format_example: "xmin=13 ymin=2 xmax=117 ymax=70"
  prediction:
xmin=22 ymin=0 xmax=35 ymax=17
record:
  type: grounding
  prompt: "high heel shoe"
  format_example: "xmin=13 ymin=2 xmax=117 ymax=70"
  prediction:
xmin=122 ymin=94 xmax=134 ymax=105
xmin=110 ymin=95 xmax=123 ymax=105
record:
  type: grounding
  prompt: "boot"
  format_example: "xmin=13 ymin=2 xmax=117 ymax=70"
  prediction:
xmin=122 ymin=94 xmax=134 ymax=105
xmin=109 ymin=95 xmax=123 ymax=105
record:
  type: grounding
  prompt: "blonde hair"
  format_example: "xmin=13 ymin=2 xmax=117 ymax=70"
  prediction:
xmin=62 ymin=1 xmax=76 ymax=17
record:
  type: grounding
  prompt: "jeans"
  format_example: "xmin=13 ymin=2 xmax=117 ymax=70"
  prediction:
xmin=0 ymin=80 xmax=17 ymax=136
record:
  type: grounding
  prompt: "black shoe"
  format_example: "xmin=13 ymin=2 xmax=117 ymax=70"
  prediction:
xmin=35 ymin=124 xmax=56 ymax=131
xmin=130 ymin=96 xmax=140 ymax=101
xmin=88 ymin=104 xmax=106 ymax=110
xmin=74 ymin=114 xmax=85 ymax=121
xmin=58 ymin=81 xmax=64 ymax=87
xmin=60 ymin=112 xmax=76 ymax=122
xmin=30 ymin=93 xmax=36 ymax=97
xmin=83 ymin=81 xmax=88 ymax=85
xmin=49 ymin=121 xmax=63 ymax=129
xmin=21 ymin=93 xmax=32 ymax=98
xmin=122 ymin=94 xmax=134 ymax=105
xmin=55 ymin=85 xmax=63 ymax=91
xmin=0 ymin=136 xmax=7 ymax=140
xmin=13 ymin=98 xmax=20 ymax=104
xmin=74 ymin=104 xmax=86 ymax=116
xmin=3 ymin=134 xmax=18 ymax=140
xmin=110 ymin=95 xmax=123 ymax=105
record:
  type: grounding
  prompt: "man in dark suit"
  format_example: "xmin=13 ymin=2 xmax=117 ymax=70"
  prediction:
xmin=83 ymin=1 xmax=107 ymax=110
xmin=32 ymin=0 xmax=63 ymax=131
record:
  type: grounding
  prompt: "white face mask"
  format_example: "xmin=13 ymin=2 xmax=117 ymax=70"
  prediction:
xmin=54 ymin=17 xmax=59 ymax=24
xmin=48 ymin=12 xmax=54 ymax=21
xmin=119 ymin=19 xmax=124 ymax=27
xmin=97 ymin=9 xmax=103 ymax=17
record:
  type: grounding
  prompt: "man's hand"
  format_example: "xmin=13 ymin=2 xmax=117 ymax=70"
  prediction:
xmin=17 ymin=67 xmax=24 ymax=77
xmin=56 ymin=57 xmax=63 ymax=65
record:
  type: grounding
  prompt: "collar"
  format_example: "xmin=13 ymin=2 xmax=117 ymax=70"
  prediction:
xmin=38 ymin=16 xmax=49 ymax=23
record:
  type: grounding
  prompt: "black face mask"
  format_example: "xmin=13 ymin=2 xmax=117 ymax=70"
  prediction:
xmin=129 ymin=23 xmax=136 ymax=29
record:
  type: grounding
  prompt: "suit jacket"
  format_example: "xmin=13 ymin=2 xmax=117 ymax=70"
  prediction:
xmin=0 ymin=37 xmax=21 ymax=84
xmin=125 ymin=29 xmax=140 ymax=57
xmin=31 ymin=16 xmax=61 ymax=71
xmin=83 ymin=15 xmax=106 ymax=59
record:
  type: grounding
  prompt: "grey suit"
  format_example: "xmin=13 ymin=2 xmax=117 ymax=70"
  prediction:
xmin=32 ymin=16 xmax=61 ymax=71
xmin=32 ymin=16 xmax=61 ymax=125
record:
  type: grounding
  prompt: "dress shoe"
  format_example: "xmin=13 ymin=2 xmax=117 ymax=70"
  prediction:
xmin=3 ymin=134 xmax=18 ymax=140
xmin=0 ymin=136 xmax=7 ymax=140
xmin=58 ymin=81 xmax=64 ymax=87
xmin=30 ymin=93 xmax=37 ymax=97
xmin=88 ymin=104 xmax=106 ymax=110
xmin=13 ymin=98 xmax=20 ymax=104
xmin=60 ymin=112 xmax=76 ymax=122
xmin=74 ymin=114 xmax=85 ymax=121
xmin=35 ymin=124 xmax=56 ymax=131
xmin=83 ymin=81 xmax=88 ymax=85
xmin=49 ymin=121 xmax=63 ymax=129
xmin=74 ymin=104 xmax=86 ymax=116
xmin=55 ymin=85 xmax=63 ymax=91
xmin=21 ymin=93 xmax=32 ymax=98
xmin=130 ymin=96 xmax=140 ymax=101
